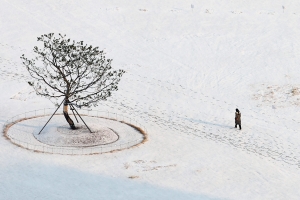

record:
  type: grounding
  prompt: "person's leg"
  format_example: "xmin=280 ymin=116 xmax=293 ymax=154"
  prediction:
xmin=235 ymin=123 xmax=237 ymax=128
xmin=239 ymin=123 xmax=241 ymax=130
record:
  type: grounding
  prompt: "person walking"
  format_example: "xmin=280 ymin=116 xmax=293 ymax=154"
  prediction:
xmin=235 ymin=108 xmax=241 ymax=130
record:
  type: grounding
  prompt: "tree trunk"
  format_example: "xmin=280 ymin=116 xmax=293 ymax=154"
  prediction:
xmin=63 ymin=99 xmax=76 ymax=129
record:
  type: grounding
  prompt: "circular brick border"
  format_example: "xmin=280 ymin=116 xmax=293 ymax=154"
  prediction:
xmin=3 ymin=109 xmax=148 ymax=155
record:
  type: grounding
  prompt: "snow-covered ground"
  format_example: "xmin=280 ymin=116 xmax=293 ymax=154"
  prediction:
xmin=1 ymin=0 xmax=300 ymax=199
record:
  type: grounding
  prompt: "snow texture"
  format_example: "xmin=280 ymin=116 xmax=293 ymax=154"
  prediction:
xmin=1 ymin=0 xmax=300 ymax=199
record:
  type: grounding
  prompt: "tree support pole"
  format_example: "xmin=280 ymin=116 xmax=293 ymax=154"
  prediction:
xmin=70 ymin=106 xmax=79 ymax=123
xmin=69 ymin=104 xmax=93 ymax=133
xmin=38 ymin=99 xmax=64 ymax=135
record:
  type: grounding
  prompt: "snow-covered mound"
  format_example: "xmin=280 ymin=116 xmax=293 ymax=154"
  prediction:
xmin=35 ymin=125 xmax=119 ymax=147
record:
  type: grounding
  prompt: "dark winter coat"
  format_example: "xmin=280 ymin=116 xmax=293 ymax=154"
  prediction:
xmin=235 ymin=112 xmax=241 ymax=124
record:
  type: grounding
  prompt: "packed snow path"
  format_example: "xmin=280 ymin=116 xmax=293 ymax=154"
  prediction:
xmin=2 ymin=44 xmax=300 ymax=167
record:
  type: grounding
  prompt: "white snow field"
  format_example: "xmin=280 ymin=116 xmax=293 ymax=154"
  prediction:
xmin=1 ymin=0 xmax=300 ymax=199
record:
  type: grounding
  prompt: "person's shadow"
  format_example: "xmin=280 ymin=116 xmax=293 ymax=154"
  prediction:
xmin=179 ymin=117 xmax=233 ymax=129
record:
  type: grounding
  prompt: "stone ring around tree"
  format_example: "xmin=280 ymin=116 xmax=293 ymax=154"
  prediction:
xmin=3 ymin=109 xmax=147 ymax=155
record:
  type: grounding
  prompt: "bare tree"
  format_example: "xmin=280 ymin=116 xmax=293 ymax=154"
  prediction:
xmin=21 ymin=33 xmax=125 ymax=129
